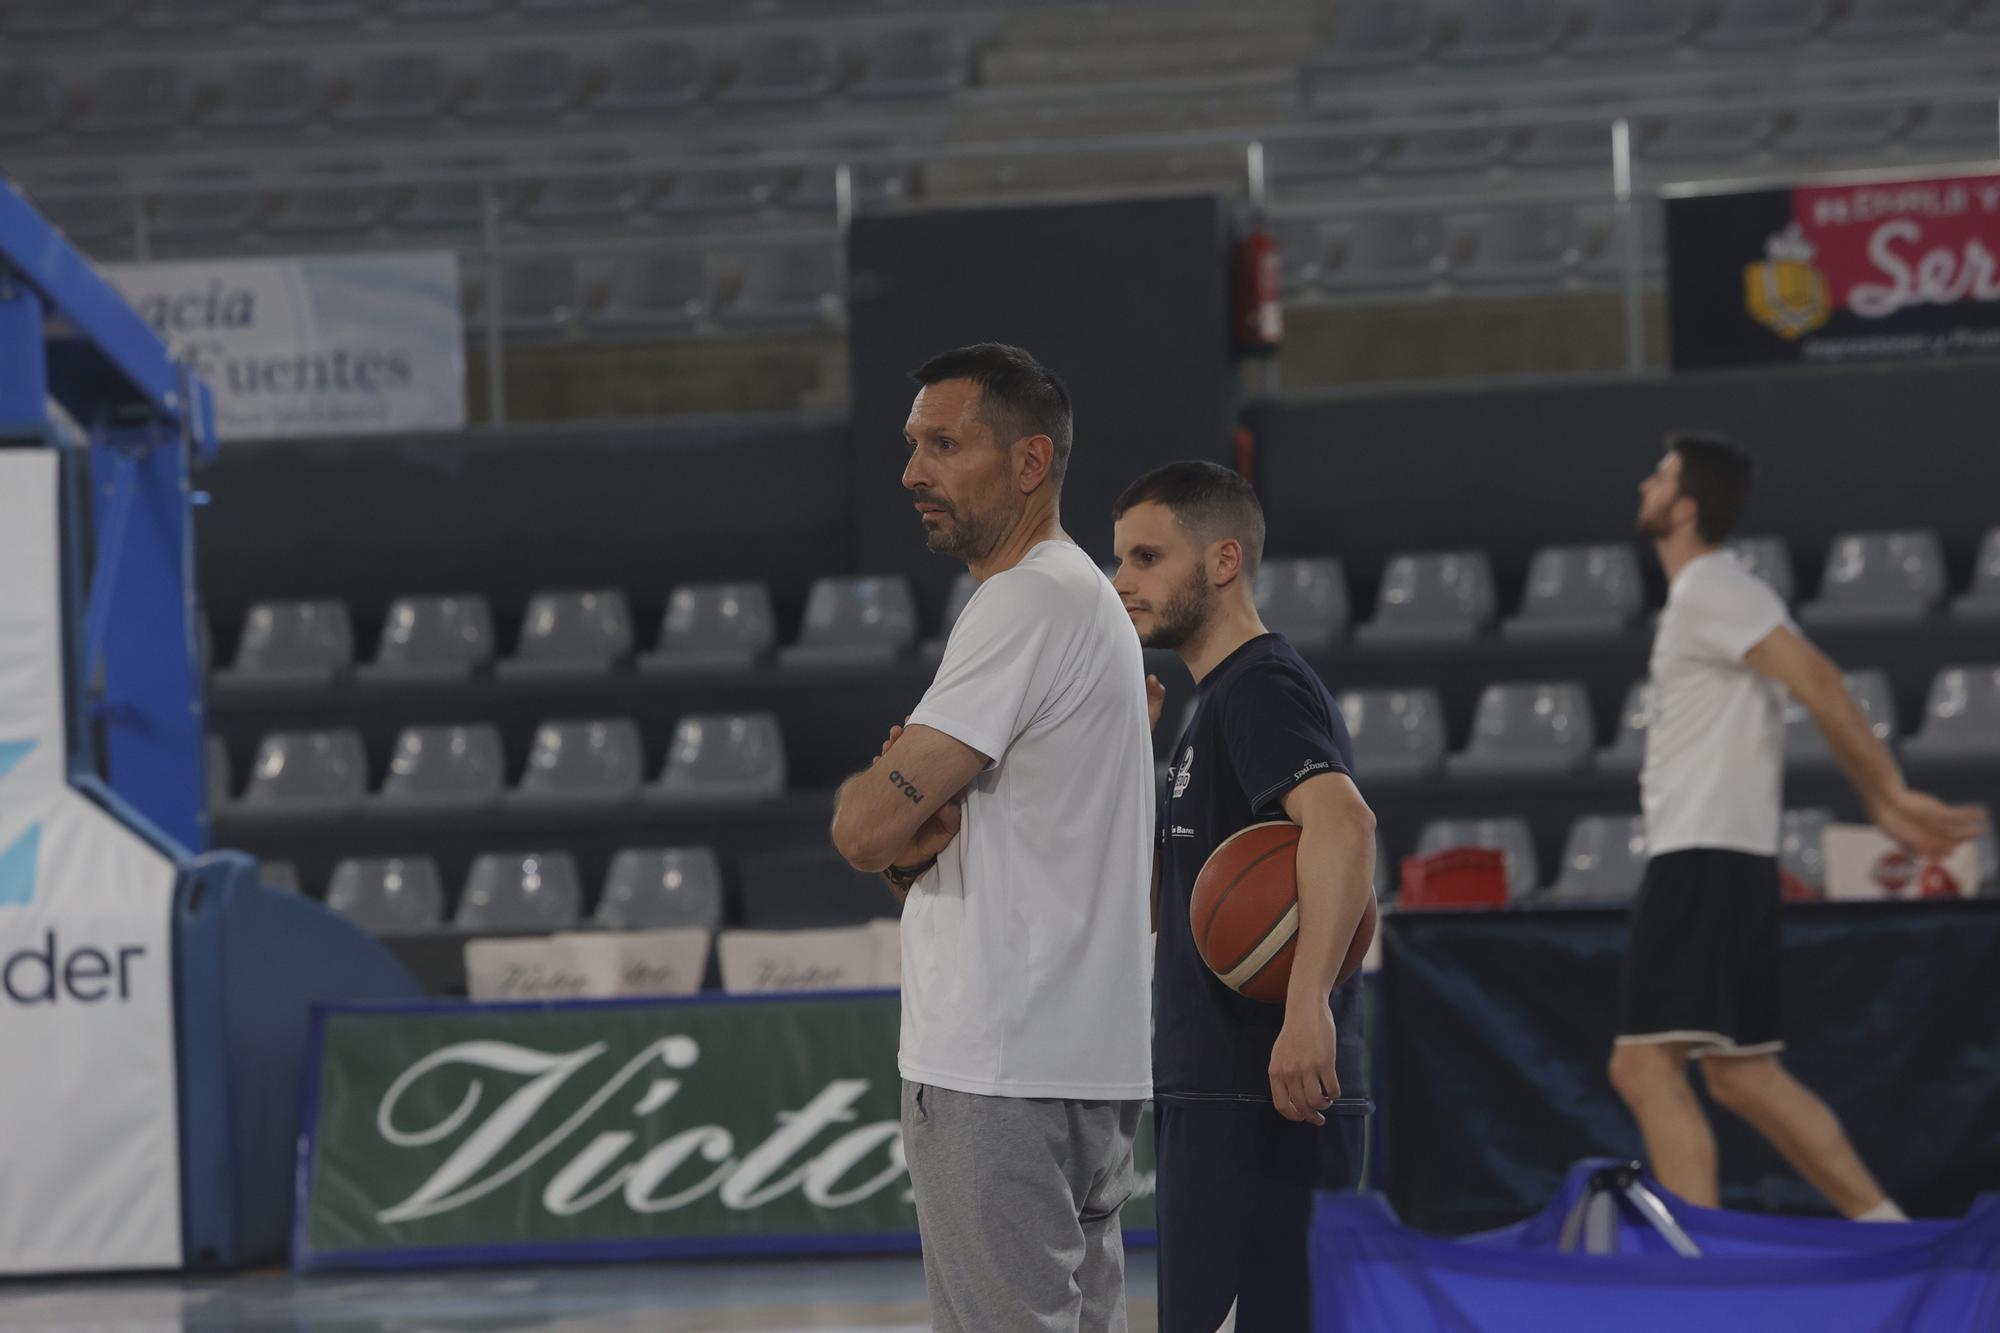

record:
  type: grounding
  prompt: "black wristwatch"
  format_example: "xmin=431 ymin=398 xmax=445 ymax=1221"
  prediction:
xmin=884 ymin=857 xmax=938 ymax=890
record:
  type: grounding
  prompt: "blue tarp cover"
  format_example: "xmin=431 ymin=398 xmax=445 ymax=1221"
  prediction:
xmin=1312 ymin=1159 xmax=2000 ymax=1332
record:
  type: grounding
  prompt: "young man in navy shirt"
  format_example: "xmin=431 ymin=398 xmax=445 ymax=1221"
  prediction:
xmin=1111 ymin=460 xmax=1377 ymax=1332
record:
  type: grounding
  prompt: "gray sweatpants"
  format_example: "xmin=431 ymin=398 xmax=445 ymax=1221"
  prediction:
xmin=901 ymin=1080 xmax=1145 ymax=1333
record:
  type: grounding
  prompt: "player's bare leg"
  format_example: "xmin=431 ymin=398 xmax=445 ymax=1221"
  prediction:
xmin=1608 ymin=1040 xmax=1717 ymax=1206
xmin=1699 ymin=1053 xmax=1893 ymax=1219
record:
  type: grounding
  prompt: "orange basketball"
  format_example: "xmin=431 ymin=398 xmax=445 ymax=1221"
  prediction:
xmin=1190 ymin=821 xmax=1377 ymax=1004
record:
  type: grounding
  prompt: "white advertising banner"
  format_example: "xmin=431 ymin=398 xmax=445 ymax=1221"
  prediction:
xmin=101 ymin=251 xmax=465 ymax=441
xmin=0 ymin=452 xmax=183 ymax=1273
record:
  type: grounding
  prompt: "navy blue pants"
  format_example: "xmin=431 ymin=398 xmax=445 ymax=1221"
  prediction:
xmin=1154 ymin=1098 xmax=1368 ymax=1333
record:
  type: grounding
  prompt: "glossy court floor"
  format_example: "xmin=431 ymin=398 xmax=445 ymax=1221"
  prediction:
xmin=0 ymin=1253 xmax=1160 ymax=1331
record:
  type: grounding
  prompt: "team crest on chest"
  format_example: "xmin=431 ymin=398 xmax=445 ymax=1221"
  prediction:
xmin=1170 ymin=747 xmax=1194 ymax=799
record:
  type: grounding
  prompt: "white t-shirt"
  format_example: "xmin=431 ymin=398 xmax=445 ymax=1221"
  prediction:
xmin=899 ymin=540 xmax=1155 ymax=1100
xmin=1642 ymin=550 xmax=1794 ymax=857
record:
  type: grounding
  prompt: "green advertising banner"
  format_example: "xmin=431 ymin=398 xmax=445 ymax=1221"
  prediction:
xmin=296 ymin=990 xmax=1156 ymax=1270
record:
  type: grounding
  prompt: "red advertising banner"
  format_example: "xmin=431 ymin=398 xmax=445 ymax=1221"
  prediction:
xmin=1667 ymin=166 xmax=2000 ymax=370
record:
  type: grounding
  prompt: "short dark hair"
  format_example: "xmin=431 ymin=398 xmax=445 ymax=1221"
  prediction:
xmin=1111 ymin=459 xmax=1266 ymax=577
xmin=910 ymin=343 xmax=1074 ymax=487
xmin=1668 ymin=432 xmax=1753 ymax=544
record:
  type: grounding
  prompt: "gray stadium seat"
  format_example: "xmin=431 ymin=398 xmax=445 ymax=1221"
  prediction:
xmin=721 ymin=34 xmax=837 ymax=106
xmin=363 ymin=595 xmax=495 ymax=680
xmin=1438 ymin=0 xmax=1564 ymax=63
xmin=1546 ymin=815 xmax=1648 ymax=904
xmin=4 ymin=0 xmax=125 ymax=36
xmin=1800 ymin=530 xmax=1946 ymax=626
xmin=1317 ymin=0 xmax=1439 ymax=70
xmin=1698 ymin=0 xmax=1827 ymax=48
xmin=391 ymin=155 xmax=516 ymax=234
xmin=1416 ymin=817 xmax=1540 ymax=897
xmin=260 ymin=859 xmax=301 ymax=894
xmin=39 ymin=193 xmax=136 ymax=254
xmin=1902 ymin=666 xmax=2000 ymax=763
xmin=651 ymin=712 xmax=787 ymax=802
xmin=240 ymin=730 xmax=369 ymax=812
xmin=596 ymin=847 xmax=724 ymax=931
xmin=1784 ymin=669 xmax=1896 ymax=768
xmin=1503 ymin=545 xmax=1643 ymax=638
xmin=642 ymin=582 xmax=777 ymax=671
xmin=1641 ymin=108 xmax=1775 ymax=163
xmin=779 ymin=576 xmax=917 ymax=666
xmin=1779 ymin=807 xmax=1832 ymax=891
xmin=1571 ymin=0 xmax=1698 ymax=54
xmin=457 ymin=852 xmax=583 ymax=932
xmin=335 ymin=53 xmax=454 ymax=124
xmin=1728 ymin=536 xmax=1795 ymax=604
xmin=1382 ymin=112 xmax=1513 ymax=176
xmin=595 ymin=253 xmax=711 ymax=333
xmin=464 ymin=48 xmax=579 ymax=119
xmin=1596 ymin=681 xmax=1653 ymax=774
xmin=657 ymin=168 xmax=783 ymax=218
xmin=920 ymin=571 xmax=979 ymax=660
xmin=1266 ymin=135 xmax=1380 ymax=192
xmin=1830 ymin=0 xmax=1955 ymax=41
xmin=1909 ymin=100 xmax=2000 ymax=153
xmin=720 ymin=246 xmax=842 ymax=329
xmin=76 ymin=65 xmax=188 ymax=136
xmin=0 ymin=71 xmax=64 ymax=141
xmin=596 ymin=41 xmax=707 ymax=114
xmin=267 ymin=167 xmax=392 ymax=237
xmin=204 ymin=59 xmax=320 ymax=131
xmin=501 ymin=589 xmax=634 ymax=677
xmin=207 ymin=736 xmax=233 ymax=808
xmin=498 ymin=255 xmax=583 ymax=335
xmin=387 ymin=0 xmax=498 ymax=18
xmin=1456 ymin=206 xmax=1584 ymax=287
xmin=1778 ymin=105 xmax=1908 ymax=157
xmin=523 ymin=160 xmax=648 ymax=226
xmin=262 ymin=0 xmax=375 ymax=25
xmin=1580 ymin=199 xmax=1665 ymax=281
xmin=1515 ymin=108 xmax=1617 ymax=172
xmin=149 ymin=169 xmax=265 ymax=241
xmin=1950 ymin=529 xmax=2000 ymax=620
xmin=787 ymin=160 xmax=914 ymax=217
xmin=1356 ymin=551 xmax=1496 ymax=644
xmin=512 ymin=717 xmax=645 ymax=806
xmin=1256 ymin=557 xmax=1350 ymax=650
xmin=328 ymin=857 xmax=446 ymax=934
xmin=740 ymin=848 xmax=895 ymax=929
xmin=852 ymin=28 xmax=966 ymax=99
xmin=1324 ymin=212 xmax=1450 ymax=293
xmin=222 ymin=600 xmax=354 ymax=684
xmin=1337 ymin=687 xmax=1447 ymax=781
xmin=1448 ymin=681 xmax=1597 ymax=777
xmin=378 ymin=724 xmax=506 ymax=809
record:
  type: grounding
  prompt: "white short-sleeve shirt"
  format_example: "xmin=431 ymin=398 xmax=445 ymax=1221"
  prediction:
xmin=1642 ymin=550 xmax=1794 ymax=857
xmin=899 ymin=540 xmax=1155 ymax=1100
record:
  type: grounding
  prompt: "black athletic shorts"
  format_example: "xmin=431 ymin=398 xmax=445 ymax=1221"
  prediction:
xmin=1615 ymin=848 xmax=1786 ymax=1058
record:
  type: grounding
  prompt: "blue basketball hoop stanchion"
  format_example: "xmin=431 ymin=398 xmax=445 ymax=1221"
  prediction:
xmin=1 ymin=179 xmax=420 ymax=1274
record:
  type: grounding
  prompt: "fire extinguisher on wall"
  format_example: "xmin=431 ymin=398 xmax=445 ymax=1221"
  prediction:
xmin=1235 ymin=220 xmax=1283 ymax=355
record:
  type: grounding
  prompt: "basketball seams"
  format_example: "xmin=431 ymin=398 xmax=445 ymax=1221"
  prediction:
xmin=1191 ymin=821 xmax=1295 ymax=944
xmin=1193 ymin=820 xmax=1301 ymax=973
xmin=1197 ymin=839 xmax=1295 ymax=961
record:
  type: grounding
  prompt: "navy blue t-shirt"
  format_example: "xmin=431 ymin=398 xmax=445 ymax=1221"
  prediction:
xmin=1153 ymin=633 xmax=1369 ymax=1111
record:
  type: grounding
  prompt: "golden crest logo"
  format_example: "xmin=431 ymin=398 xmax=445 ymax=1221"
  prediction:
xmin=1743 ymin=223 xmax=1831 ymax=340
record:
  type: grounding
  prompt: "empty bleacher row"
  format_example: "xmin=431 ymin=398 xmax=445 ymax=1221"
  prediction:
xmin=203 ymin=526 xmax=2000 ymax=686
xmin=260 ymin=791 xmax=1995 ymax=979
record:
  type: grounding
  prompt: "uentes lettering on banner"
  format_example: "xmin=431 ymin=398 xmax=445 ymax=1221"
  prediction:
xmin=373 ymin=1037 xmax=909 ymax=1224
